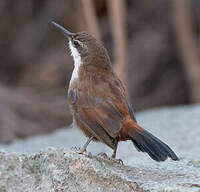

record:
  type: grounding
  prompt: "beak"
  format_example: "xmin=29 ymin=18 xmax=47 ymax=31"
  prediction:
xmin=51 ymin=21 xmax=72 ymax=39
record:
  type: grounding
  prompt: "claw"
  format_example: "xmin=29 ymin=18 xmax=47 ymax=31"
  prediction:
xmin=71 ymin=146 xmax=93 ymax=157
xmin=112 ymin=158 xmax=123 ymax=165
xmin=71 ymin=146 xmax=81 ymax=152
xmin=97 ymin=152 xmax=109 ymax=158
xmin=86 ymin=152 xmax=93 ymax=158
xmin=97 ymin=152 xmax=123 ymax=165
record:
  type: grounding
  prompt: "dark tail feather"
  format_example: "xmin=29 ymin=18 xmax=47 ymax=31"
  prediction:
xmin=128 ymin=128 xmax=179 ymax=162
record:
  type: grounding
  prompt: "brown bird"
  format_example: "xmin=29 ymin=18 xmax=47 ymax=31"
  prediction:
xmin=52 ymin=21 xmax=179 ymax=162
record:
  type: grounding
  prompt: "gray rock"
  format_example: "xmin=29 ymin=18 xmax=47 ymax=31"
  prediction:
xmin=0 ymin=148 xmax=144 ymax=192
xmin=0 ymin=148 xmax=199 ymax=192
xmin=0 ymin=105 xmax=200 ymax=191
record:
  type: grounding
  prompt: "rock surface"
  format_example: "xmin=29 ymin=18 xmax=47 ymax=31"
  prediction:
xmin=0 ymin=148 xmax=200 ymax=192
xmin=1 ymin=105 xmax=200 ymax=191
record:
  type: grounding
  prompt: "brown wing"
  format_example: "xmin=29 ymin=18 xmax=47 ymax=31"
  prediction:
xmin=77 ymin=92 xmax=123 ymax=137
xmin=72 ymin=90 xmax=123 ymax=148
xmin=76 ymin=99 xmax=122 ymax=148
xmin=68 ymin=76 xmax=130 ymax=149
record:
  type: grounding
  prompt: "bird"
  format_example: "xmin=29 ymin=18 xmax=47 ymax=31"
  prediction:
xmin=52 ymin=21 xmax=179 ymax=162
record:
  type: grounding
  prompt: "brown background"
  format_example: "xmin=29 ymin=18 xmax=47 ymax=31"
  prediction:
xmin=0 ymin=0 xmax=200 ymax=143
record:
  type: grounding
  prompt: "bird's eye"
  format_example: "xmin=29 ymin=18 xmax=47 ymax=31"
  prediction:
xmin=73 ymin=40 xmax=79 ymax=46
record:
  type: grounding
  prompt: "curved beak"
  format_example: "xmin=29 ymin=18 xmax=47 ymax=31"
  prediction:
xmin=51 ymin=21 xmax=72 ymax=39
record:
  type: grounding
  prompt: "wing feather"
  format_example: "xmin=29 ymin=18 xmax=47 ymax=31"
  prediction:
xmin=68 ymin=74 xmax=136 ymax=148
xmin=75 ymin=108 xmax=117 ymax=149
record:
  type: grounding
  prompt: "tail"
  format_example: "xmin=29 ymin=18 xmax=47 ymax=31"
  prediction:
xmin=125 ymin=123 xmax=179 ymax=162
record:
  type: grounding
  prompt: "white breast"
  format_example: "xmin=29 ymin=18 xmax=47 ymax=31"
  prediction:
xmin=69 ymin=41 xmax=82 ymax=86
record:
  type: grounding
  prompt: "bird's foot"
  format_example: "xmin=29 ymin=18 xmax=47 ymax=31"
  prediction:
xmin=97 ymin=152 xmax=109 ymax=158
xmin=111 ymin=158 xmax=123 ymax=165
xmin=70 ymin=146 xmax=92 ymax=158
xmin=71 ymin=146 xmax=81 ymax=152
xmin=97 ymin=152 xmax=123 ymax=165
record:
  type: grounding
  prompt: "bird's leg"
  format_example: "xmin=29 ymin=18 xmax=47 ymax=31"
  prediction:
xmin=79 ymin=136 xmax=94 ymax=153
xmin=111 ymin=141 xmax=119 ymax=158
xmin=97 ymin=142 xmax=123 ymax=164
xmin=98 ymin=141 xmax=118 ymax=158
xmin=111 ymin=143 xmax=118 ymax=158
xmin=111 ymin=142 xmax=123 ymax=164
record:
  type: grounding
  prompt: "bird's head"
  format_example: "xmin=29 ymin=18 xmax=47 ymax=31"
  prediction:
xmin=52 ymin=21 xmax=111 ymax=70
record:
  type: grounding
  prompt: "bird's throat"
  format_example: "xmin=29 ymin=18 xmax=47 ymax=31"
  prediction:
xmin=69 ymin=41 xmax=82 ymax=86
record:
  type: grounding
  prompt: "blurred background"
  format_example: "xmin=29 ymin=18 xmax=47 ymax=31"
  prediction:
xmin=0 ymin=0 xmax=200 ymax=143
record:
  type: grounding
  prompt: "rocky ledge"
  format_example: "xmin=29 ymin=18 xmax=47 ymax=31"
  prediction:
xmin=0 ymin=105 xmax=200 ymax=191
xmin=0 ymin=148 xmax=199 ymax=192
